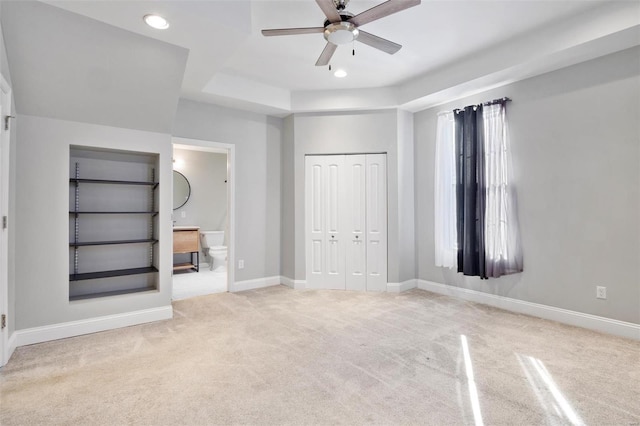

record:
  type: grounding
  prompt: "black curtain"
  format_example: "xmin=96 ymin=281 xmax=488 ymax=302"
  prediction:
xmin=454 ymin=105 xmax=487 ymax=279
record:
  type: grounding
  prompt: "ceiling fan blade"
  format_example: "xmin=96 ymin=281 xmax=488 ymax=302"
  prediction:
xmin=316 ymin=0 xmax=342 ymax=23
xmin=315 ymin=42 xmax=337 ymax=66
xmin=262 ymin=27 xmax=325 ymax=37
xmin=356 ymin=30 xmax=401 ymax=54
xmin=349 ymin=0 xmax=421 ymax=27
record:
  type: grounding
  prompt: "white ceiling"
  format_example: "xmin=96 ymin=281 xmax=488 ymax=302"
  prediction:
xmin=39 ymin=0 xmax=640 ymax=115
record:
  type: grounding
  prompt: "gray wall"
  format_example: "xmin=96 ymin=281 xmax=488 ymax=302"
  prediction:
xmin=172 ymin=148 xmax=228 ymax=238
xmin=172 ymin=99 xmax=282 ymax=282
xmin=397 ymin=110 xmax=416 ymax=283
xmin=0 ymin=10 xmax=11 ymax=85
xmin=2 ymin=0 xmax=186 ymax=332
xmin=281 ymin=115 xmax=295 ymax=280
xmin=283 ymin=109 xmax=416 ymax=284
xmin=414 ymin=47 xmax=640 ymax=324
xmin=14 ymin=115 xmax=173 ymax=330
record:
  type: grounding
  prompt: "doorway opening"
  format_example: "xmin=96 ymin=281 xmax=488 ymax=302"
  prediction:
xmin=171 ymin=138 xmax=235 ymax=300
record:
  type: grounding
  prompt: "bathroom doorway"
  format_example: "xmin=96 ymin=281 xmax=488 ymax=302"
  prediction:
xmin=171 ymin=138 xmax=235 ymax=300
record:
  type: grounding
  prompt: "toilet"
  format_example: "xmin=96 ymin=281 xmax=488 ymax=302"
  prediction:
xmin=200 ymin=231 xmax=227 ymax=272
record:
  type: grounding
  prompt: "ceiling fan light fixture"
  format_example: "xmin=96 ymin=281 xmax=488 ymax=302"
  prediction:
xmin=324 ymin=22 xmax=358 ymax=45
xmin=143 ymin=14 xmax=169 ymax=30
xmin=334 ymin=69 xmax=347 ymax=78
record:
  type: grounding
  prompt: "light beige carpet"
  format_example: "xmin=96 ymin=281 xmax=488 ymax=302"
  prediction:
xmin=1 ymin=286 xmax=639 ymax=425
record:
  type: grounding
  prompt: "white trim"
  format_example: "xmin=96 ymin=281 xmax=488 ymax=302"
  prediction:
xmin=417 ymin=280 xmax=640 ymax=341
xmin=172 ymin=137 xmax=236 ymax=293
xmin=232 ymin=275 xmax=282 ymax=292
xmin=0 ymin=73 xmax=12 ymax=367
xmin=281 ymin=276 xmax=307 ymax=290
xmin=7 ymin=331 xmax=16 ymax=359
xmin=387 ymin=279 xmax=417 ymax=293
xmin=14 ymin=306 xmax=173 ymax=347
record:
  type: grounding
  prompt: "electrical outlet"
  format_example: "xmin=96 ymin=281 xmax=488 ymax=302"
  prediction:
xmin=238 ymin=259 xmax=244 ymax=269
xmin=596 ymin=286 xmax=607 ymax=300
xmin=181 ymin=211 xmax=186 ymax=218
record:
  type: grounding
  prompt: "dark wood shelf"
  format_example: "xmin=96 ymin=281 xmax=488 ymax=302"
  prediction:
xmin=69 ymin=286 xmax=156 ymax=301
xmin=70 ymin=178 xmax=157 ymax=187
xmin=70 ymin=211 xmax=158 ymax=215
xmin=69 ymin=266 xmax=158 ymax=281
xmin=70 ymin=239 xmax=158 ymax=247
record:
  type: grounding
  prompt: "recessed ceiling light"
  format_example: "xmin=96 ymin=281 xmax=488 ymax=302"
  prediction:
xmin=334 ymin=69 xmax=347 ymax=78
xmin=144 ymin=14 xmax=169 ymax=30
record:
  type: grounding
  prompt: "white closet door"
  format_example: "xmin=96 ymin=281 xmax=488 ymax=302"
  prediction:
xmin=305 ymin=155 xmax=346 ymax=290
xmin=365 ymin=154 xmax=387 ymax=292
xmin=305 ymin=156 xmax=324 ymax=289
xmin=325 ymin=156 xmax=346 ymax=289
xmin=345 ymin=155 xmax=366 ymax=291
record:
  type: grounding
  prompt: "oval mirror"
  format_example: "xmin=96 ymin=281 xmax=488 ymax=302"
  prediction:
xmin=173 ymin=170 xmax=191 ymax=210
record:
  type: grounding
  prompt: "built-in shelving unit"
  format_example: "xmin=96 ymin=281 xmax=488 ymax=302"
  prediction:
xmin=69 ymin=147 xmax=160 ymax=301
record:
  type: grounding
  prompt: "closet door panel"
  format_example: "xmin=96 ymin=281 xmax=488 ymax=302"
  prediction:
xmin=324 ymin=156 xmax=346 ymax=289
xmin=305 ymin=156 xmax=326 ymax=289
xmin=311 ymin=240 xmax=323 ymax=274
xmin=366 ymin=154 xmax=387 ymax=292
xmin=345 ymin=155 xmax=366 ymax=291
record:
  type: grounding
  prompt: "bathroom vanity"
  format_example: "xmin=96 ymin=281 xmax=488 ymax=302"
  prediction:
xmin=173 ymin=226 xmax=200 ymax=272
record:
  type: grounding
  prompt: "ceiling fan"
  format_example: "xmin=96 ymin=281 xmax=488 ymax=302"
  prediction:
xmin=261 ymin=0 xmax=421 ymax=66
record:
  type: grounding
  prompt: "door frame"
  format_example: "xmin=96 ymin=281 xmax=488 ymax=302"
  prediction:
xmin=0 ymin=73 xmax=12 ymax=366
xmin=172 ymin=137 xmax=235 ymax=292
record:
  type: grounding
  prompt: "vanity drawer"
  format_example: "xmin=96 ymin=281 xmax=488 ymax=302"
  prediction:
xmin=173 ymin=230 xmax=199 ymax=253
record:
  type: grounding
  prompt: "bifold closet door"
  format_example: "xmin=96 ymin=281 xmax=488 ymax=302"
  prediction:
xmin=345 ymin=155 xmax=367 ymax=291
xmin=305 ymin=154 xmax=387 ymax=291
xmin=365 ymin=154 xmax=387 ymax=292
xmin=305 ymin=155 xmax=346 ymax=290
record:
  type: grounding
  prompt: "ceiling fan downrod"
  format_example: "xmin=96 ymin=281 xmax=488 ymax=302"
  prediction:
xmin=334 ymin=0 xmax=349 ymax=11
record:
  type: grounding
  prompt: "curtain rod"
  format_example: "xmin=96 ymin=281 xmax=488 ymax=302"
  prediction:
xmin=454 ymin=97 xmax=511 ymax=113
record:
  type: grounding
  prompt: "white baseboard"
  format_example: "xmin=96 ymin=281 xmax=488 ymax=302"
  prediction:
xmin=14 ymin=306 xmax=173 ymax=347
xmin=417 ymin=280 xmax=640 ymax=340
xmin=282 ymin=278 xmax=418 ymax=293
xmin=6 ymin=331 xmax=17 ymax=364
xmin=387 ymin=279 xmax=417 ymax=293
xmin=281 ymin=276 xmax=307 ymax=290
xmin=233 ymin=275 xmax=283 ymax=292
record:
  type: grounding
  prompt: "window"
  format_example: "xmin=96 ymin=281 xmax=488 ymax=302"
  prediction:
xmin=434 ymin=100 xmax=522 ymax=278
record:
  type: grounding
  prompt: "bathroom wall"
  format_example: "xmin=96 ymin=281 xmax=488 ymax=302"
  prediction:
xmin=172 ymin=148 xmax=228 ymax=243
